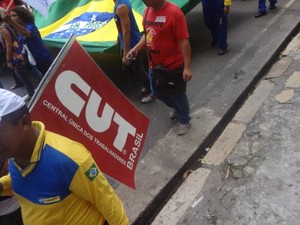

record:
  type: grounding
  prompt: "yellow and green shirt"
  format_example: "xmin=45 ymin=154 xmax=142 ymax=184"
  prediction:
xmin=0 ymin=121 xmax=129 ymax=225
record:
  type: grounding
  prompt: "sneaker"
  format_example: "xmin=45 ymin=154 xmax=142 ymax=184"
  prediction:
xmin=218 ymin=48 xmax=227 ymax=55
xmin=177 ymin=123 xmax=190 ymax=136
xmin=141 ymin=87 xmax=147 ymax=93
xmin=254 ymin=11 xmax=267 ymax=18
xmin=22 ymin=95 xmax=32 ymax=102
xmin=169 ymin=109 xmax=177 ymax=120
xmin=141 ymin=94 xmax=153 ymax=104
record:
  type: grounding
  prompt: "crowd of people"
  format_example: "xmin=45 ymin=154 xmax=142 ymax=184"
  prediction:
xmin=0 ymin=2 xmax=53 ymax=102
xmin=0 ymin=0 xmax=279 ymax=224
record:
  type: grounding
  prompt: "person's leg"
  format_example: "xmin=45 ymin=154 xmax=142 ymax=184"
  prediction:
xmin=14 ymin=67 xmax=35 ymax=97
xmin=0 ymin=81 xmax=3 ymax=88
xmin=258 ymin=0 xmax=267 ymax=13
xmin=154 ymin=91 xmax=177 ymax=109
xmin=36 ymin=58 xmax=53 ymax=76
xmin=11 ymin=70 xmax=23 ymax=89
xmin=27 ymin=65 xmax=43 ymax=82
xmin=202 ymin=0 xmax=217 ymax=42
xmin=170 ymin=94 xmax=191 ymax=125
xmin=269 ymin=0 xmax=277 ymax=9
xmin=215 ymin=0 xmax=228 ymax=52
xmin=150 ymin=79 xmax=190 ymax=123
xmin=131 ymin=54 xmax=151 ymax=94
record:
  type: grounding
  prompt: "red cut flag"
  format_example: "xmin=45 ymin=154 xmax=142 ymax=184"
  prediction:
xmin=29 ymin=36 xmax=149 ymax=189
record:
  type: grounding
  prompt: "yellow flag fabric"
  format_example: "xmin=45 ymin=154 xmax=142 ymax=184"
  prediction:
xmin=34 ymin=0 xmax=200 ymax=53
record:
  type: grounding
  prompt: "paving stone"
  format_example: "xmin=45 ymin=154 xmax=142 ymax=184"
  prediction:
xmin=275 ymin=89 xmax=294 ymax=103
xmin=285 ymin=71 xmax=300 ymax=88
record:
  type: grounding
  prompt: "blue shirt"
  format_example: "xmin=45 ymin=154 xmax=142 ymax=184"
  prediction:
xmin=25 ymin=23 xmax=54 ymax=65
xmin=114 ymin=0 xmax=141 ymax=49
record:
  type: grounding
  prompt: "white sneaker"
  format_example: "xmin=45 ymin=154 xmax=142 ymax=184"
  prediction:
xmin=177 ymin=123 xmax=190 ymax=136
xmin=141 ymin=94 xmax=153 ymax=104
xmin=169 ymin=110 xmax=177 ymax=120
xmin=141 ymin=87 xmax=147 ymax=93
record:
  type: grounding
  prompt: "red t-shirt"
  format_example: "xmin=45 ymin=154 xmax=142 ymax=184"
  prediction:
xmin=143 ymin=2 xmax=189 ymax=70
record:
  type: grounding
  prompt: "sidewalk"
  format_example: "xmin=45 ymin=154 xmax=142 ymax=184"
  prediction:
xmin=152 ymin=31 xmax=300 ymax=225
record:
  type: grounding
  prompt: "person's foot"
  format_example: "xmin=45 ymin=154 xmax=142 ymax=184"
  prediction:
xmin=22 ymin=95 xmax=32 ymax=102
xmin=218 ymin=48 xmax=227 ymax=55
xmin=269 ymin=4 xmax=276 ymax=10
xmin=177 ymin=123 xmax=190 ymax=136
xmin=254 ymin=11 xmax=267 ymax=18
xmin=169 ymin=109 xmax=177 ymax=120
xmin=11 ymin=83 xmax=23 ymax=90
xmin=141 ymin=86 xmax=147 ymax=94
xmin=141 ymin=94 xmax=154 ymax=104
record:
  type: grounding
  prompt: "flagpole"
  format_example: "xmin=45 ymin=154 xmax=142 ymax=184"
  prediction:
xmin=5 ymin=0 xmax=14 ymax=12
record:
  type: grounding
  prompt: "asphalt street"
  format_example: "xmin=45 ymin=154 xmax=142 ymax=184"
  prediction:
xmin=0 ymin=0 xmax=300 ymax=224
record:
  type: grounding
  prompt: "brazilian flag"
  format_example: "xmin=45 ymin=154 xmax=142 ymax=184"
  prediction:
xmin=34 ymin=0 xmax=200 ymax=53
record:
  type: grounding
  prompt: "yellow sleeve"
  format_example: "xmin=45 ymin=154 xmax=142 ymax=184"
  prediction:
xmin=0 ymin=174 xmax=13 ymax=196
xmin=70 ymin=155 xmax=129 ymax=225
xmin=225 ymin=0 xmax=232 ymax=6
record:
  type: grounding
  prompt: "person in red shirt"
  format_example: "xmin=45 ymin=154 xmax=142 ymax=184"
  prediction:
xmin=127 ymin=0 xmax=192 ymax=135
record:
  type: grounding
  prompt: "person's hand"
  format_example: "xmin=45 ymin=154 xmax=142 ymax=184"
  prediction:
xmin=224 ymin=6 xmax=230 ymax=15
xmin=183 ymin=67 xmax=192 ymax=81
xmin=0 ymin=11 xmax=12 ymax=23
xmin=126 ymin=48 xmax=138 ymax=61
xmin=122 ymin=55 xmax=131 ymax=66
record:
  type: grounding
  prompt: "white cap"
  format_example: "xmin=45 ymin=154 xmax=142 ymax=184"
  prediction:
xmin=0 ymin=88 xmax=25 ymax=122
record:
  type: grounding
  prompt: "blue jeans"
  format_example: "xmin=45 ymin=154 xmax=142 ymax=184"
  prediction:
xmin=149 ymin=69 xmax=191 ymax=124
xmin=14 ymin=65 xmax=43 ymax=96
xmin=259 ymin=0 xmax=277 ymax=12
xmin=202 ymin=0 xmax=228 ymax=50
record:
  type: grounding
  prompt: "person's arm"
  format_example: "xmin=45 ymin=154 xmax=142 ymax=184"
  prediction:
xmin=126 ymin=33 xmax=145 ymax=61
xmin=179 ymin=39 xmax=192 ymax=81
xmin=0 ymin=11 xmax=32 ymax=38
xmin=116 ymin=4 xmax=131 ymax=65
xmin=0 ymin=174 xmax=13 ymax=196
xmin=1 ymin=27 xmax=14 ymax=69
xmin=69 ymin=155 xmax=129 ymax=225
xmin=224 ymin=0 xmax=232 ymax=14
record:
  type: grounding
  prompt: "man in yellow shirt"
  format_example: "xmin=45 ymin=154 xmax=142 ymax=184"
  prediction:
xmin=201 ymin=0 xmax=232 ymax=55
xmin=0 ymin=88 xmax=129 ymax=225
